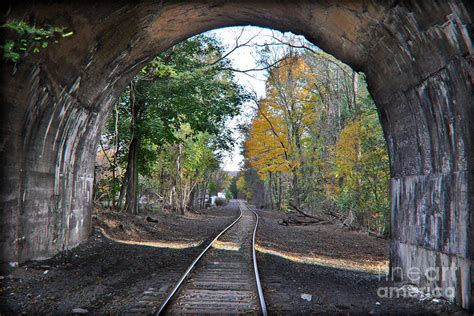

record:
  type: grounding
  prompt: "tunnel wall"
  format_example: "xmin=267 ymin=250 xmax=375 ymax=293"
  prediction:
xmin=0 ymin=1 xmax=148 ymax=266
xmin=363 ymin=2 xmax=473 ymax=308
xmin=0 ymin=0 xmax=472 ymax=310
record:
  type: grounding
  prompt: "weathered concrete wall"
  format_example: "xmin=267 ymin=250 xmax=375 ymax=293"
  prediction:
xmin=0 ymin=0 xmax=472 ymax=310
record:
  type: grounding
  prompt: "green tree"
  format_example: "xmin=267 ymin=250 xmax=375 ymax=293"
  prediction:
xmin=98 ymin=34 xmax=247 ymax=213
xmin=229 ymin=176 xmax=239 ymax=199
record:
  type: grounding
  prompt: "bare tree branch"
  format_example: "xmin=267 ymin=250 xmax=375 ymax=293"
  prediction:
xmin=217 ymin=56 xmax=290 ymax=74
xmin=209 ymin=27 xmax=262 ymax=66
xmin=257 ymin=33 xmax=353 ymax=77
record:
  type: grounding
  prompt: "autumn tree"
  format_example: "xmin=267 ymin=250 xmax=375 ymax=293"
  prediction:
xmin=241 ymin=39 xmax=390 ymax=233
xmin=334 ymin=109 xmax=390 ymax=235
xmin=245 ymin=51 xmax=317 ymax=208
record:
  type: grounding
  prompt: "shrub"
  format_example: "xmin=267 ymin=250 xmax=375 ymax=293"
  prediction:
xmin=215 ymin=197 xmax=227 ymax=206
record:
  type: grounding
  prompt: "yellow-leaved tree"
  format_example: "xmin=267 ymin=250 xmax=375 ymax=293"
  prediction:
xmin=245 ymin=54 xmax=318 ymax=209
xmin=236 ymin=175 xmax=252 ymax=200
xmin=334 ymin=111 xmax=390 ymax=235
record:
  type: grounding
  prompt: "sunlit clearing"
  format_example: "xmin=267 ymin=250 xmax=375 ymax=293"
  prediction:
xmin=212 ymin=240 xmax=241 ymax=251
xmin=256 ymin=244 xmax=388 ymax=275
xmin=99 ymin=228 xmax=202 ymax=249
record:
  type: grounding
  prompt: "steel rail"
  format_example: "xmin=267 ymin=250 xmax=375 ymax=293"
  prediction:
xmin=244 ymin=202 xmax=268 ymax=316
xmin=154 ymin=205 xmax=243 ymax=315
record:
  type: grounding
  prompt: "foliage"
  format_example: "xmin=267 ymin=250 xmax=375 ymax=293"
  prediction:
xmin=95 ymin=33 xmax=246 ymax=213
xmin=136 ymin=35 xmax=247 ymax=151
xmin=244 ymin=54 xmax=321 ymax=208
xmin=236 ymin=175 xmax=253 ymax=201
xmin=116 ymin=35 xmax=247 ymax=177
xmin=225 ymin=188 xmax=234 ymax=200
xmin=242 ymin=47 xmax=390 ymax=234
xmin=334 ymin=111 xmax=390 ymax=234
xmin=208 ymin=181 xmax=218 ymax=197
xmin=245 ymin=101 xmax=291 ymax=177
xmin=1 ymin=19 xmax=73 ymax=63
xmin=214 ymin=197 xmax=227 ymax=206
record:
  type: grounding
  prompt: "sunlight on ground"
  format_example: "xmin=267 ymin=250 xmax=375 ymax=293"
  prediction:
xmin=212 ymin=240 xmax=241 ymax=251
xmin=99 ymin=228 xmax=203 ymax=249
xmin=256 ymin=244 xmax=388 ymax=275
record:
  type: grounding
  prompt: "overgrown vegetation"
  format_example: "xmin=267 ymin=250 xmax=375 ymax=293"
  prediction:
xmin=1 ymin=19 xmax=73 ymax=63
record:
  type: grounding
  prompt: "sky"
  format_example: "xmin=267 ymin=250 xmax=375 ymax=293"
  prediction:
xmin=207 ymin=26 xmax=307 ymax=171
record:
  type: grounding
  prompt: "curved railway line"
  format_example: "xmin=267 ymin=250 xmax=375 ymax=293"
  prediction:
xmin=150 ymin=200 xmax=266 ymax=315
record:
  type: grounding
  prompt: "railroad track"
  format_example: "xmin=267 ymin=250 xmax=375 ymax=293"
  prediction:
xmin=150 ymin=200 xmax=267 ymax=315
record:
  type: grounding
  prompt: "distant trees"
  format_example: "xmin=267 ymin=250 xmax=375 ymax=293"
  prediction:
xmin=242 ymin=46 xmax=390 ymax=235
xmin=229 ymin=176 xmax=239 ymax=199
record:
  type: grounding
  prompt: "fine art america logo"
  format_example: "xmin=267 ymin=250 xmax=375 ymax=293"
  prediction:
xmin=377 ymin=266 xmax=457 ymax=300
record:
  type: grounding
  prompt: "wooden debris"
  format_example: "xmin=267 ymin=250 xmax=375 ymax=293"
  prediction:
xmin=146 ymin=216 xmax=159 ymax=223
xmin=278 ymin=215 xmax=328 ymax=226
xmin=288 ymin=202 xmax=326 ymax=222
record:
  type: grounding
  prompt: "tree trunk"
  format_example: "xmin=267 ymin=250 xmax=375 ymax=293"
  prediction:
xmin=159 ymin=157 xmax=165 ymax=198
xmin=295 ymin=128 xmax=305 ymax=182
xmin=93 ymin=165 xmax=99 ymax=203
xmin=189 ymin=185 xmax=196 ymax=210
xmin=111 ymin=103 xmax=119 ymax=209
xmin=194 ymin=183 xmax=200 ymax=210
xmin=201 ymin=181 xmax=208 ymax=209
xmin=268 ymin=171 xmax=274 ymax=210
xmin=118 ymin=170 xmax=127 ymax=209
xmin=123 ymin=137 xmax=139 ymax=214
xmin=278 ymin=173 xmax=282 ymax=210
xmin=175 ymin=143 xmax=184 ymax=214
xmin=122 ymin=82 xmax=141 ymax=214
xmin=352 ymin=71 xmax=359 ymax=112
xmin=292 ymin=170 xmax=300 ymax=209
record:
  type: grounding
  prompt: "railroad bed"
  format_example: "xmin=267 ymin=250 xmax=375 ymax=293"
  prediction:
xmin=126 ymin=200 xmax=266 ymax=315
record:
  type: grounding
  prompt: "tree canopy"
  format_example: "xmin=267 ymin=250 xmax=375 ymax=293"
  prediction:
xmin=95 ymin=33 xmax=247 ymax=213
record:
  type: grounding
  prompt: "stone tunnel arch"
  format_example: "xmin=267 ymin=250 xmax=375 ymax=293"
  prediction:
xmin=0 ymin=0 xmax=472 ymax=310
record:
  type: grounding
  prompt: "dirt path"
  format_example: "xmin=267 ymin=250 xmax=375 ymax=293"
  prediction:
xmin=254 ymin=209 xmax=468 ymax=314
xmin=256 ymin=208 xmax=388 ymax=273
